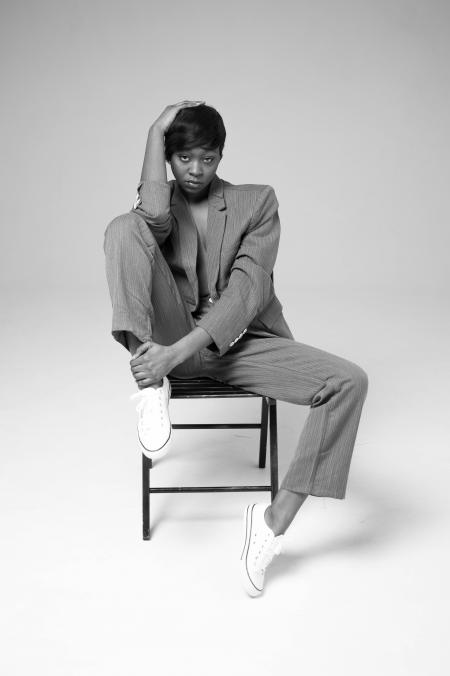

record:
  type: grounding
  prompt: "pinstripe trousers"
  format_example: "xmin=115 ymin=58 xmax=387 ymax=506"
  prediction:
xmin=104 ymin=213 xmax=369 ymax=500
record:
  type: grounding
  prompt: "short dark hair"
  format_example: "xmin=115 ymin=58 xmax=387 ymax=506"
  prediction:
xmin=164 ymin=104 xmax=226 ymax=162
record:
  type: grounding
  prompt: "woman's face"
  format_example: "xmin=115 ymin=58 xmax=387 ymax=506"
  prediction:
xmin=169 ymin=146 xmax=222 ymax=199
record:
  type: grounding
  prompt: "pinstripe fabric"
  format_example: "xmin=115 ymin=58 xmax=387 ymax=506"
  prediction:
xmin=199 ymin=334 xmax=368 ymax=499
xmin=132 ymin=174 xmax=287 ymax=356
xmin=104 ymin=178 xmax=369 ymax=499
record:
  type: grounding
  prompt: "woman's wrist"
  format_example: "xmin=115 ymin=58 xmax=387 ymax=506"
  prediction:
xmin=149 ymin=123 xmax=165 ymax=137
xmin=170 ymin=327 xmax=212 ymax=367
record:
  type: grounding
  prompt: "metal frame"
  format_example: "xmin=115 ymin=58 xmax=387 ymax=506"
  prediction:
xmin=141 ymin=378 xmax=278 ymax=540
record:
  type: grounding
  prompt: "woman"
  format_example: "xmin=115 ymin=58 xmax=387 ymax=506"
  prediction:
xmin=104 ymin=100 xmax=369 ymax=597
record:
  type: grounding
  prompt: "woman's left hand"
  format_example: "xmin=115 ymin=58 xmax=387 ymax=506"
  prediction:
xmin=130 ymin=341 xmax=176 ymax=388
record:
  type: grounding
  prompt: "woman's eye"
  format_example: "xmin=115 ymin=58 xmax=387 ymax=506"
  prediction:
xmin=178 ymin=155 xmax=214 ymax=163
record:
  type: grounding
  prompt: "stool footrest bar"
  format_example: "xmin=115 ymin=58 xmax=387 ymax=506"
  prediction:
xmin=172 ymin=423 xmax=261 ymax=429
xmin=149 ymin=485 xmax=272 ymax=493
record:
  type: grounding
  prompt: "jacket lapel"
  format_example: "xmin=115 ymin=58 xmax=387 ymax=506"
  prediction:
xmin=205 ymin=174 xmax=227 ymax=299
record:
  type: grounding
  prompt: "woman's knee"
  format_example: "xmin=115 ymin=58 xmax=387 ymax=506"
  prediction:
xmin=104 ymin=212 xmax=157 ymax=250
xmin=342 ymin=361 xmax=369 ymax=398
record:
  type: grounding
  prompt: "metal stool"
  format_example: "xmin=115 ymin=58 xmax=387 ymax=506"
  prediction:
xmin=142 ymin=375 xmax=279 ymax=540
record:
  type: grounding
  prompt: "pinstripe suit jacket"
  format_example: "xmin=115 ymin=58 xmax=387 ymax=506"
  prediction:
xmin=132 ymin=173 xmax=294 ymax=356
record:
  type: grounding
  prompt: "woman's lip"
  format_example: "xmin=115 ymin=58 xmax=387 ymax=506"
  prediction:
xmin=186 ymin=180 xmax=202 ymax=186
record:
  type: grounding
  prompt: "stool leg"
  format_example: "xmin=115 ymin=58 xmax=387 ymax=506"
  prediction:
xmin=142 ymin=455 xmax=151 ymax=540
xmin=258 ymin=397 xmax=269 ymax=468
xmin=269 ymin=399 xmax=279 ymax=501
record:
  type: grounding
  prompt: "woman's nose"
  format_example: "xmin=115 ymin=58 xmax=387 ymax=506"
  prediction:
xmin=189 ymin=162 xmax=202 ymax=176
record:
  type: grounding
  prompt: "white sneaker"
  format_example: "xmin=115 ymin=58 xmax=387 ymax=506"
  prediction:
xmin=130 ymin=377 xmax=172 ymax=459
xmin=240 ymin=503 xmax=283 ymax=597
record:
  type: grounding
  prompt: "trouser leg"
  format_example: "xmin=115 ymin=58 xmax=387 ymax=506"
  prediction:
xmin=200 ymin=332 xmax=369 ymax=499
xmin=103 ymin=211 xmax=204 ymax=378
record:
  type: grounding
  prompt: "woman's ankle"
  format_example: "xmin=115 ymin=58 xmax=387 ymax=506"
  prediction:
xmin=264 ymin=505 xmax=284 ymax=536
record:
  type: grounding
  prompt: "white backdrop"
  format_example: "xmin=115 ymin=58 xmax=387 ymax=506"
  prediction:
xmin=1 ymin=0 xmax=448 ymax=297
xmin=1 ymin=3 xmax=449 ymax=676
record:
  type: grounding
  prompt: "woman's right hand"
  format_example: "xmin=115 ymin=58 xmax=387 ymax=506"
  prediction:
xmin=152 ymin=100 xmax=205 ymax=134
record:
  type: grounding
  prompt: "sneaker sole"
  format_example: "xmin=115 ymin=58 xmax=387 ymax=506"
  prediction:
xmin=240 ymin=504 xmax=263 ymax=597
xmin=138 ymin=424 xmax=172 ymax=460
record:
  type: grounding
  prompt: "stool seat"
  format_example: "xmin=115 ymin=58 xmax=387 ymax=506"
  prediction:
xmin=168 ymin=375 xmax=259 ymax=399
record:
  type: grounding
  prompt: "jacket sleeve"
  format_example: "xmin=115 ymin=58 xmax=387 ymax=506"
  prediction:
xmin=196 ymin=185 xmax=280 ymax=357
xmin=131 ymin=179 xmax=173 ymax=246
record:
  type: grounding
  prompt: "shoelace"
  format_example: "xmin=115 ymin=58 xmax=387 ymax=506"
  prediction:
xmin=252 ymin=531 xmax=283 ymax=573
xmin=130 ymin=386 xmax=167 ymax=431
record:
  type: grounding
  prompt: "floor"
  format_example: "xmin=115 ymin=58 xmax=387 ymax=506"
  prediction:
xmin=1 ymin=284 xmax=448 ymax=675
